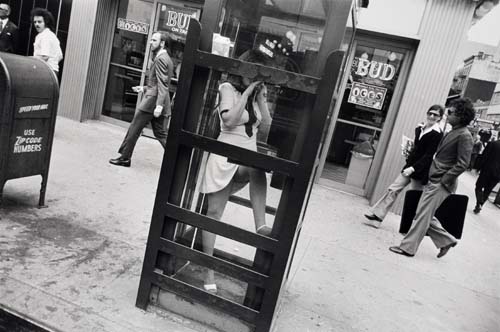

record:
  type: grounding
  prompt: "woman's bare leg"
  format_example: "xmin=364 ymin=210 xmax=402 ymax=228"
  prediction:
xmin=202 ymin=183 xmax=232 ymax=286
xmin=247 ymin=167 xmax=268 ymax=233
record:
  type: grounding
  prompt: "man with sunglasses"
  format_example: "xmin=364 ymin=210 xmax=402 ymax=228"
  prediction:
xmin=390 ymin=98 xmax=474 ymax=258
xmin=0 ymin=3 xmax=19 ymax=54
xmin=364 ymin=105 xmax=444 ymax=227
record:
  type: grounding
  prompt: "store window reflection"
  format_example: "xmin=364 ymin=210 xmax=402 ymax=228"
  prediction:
xmin=102 ymin=0 xmax=153 ymax=122
xmin=214 ymin=0 xmax=332 ymax=74
xmin=322 ymin=44 xmax=405 ymax=189
xmin=205 ymin=0 xmax=331 ymax=169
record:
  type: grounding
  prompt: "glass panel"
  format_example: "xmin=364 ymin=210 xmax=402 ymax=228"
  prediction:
xmin=321 ymin=44 xmax=406 ymax=188
xmin=155 ymin=3 xmax=202 ymax=95
xmin=102 ymin=66 xmax=142 ymax=121
xmin=167 ymin=146 xmax=283 ymax=238
xmin=110 ymin=0 xmax=152 ymax=67
xmin=192 ymin=70 xmax=315 ymax=164
xmin=214 ymin=0 xmax=331 ymax=76
xmin=157 ymin=144 xmax=287 ymax=306
xmin=102 ymin=0 xmax=153 ymax=122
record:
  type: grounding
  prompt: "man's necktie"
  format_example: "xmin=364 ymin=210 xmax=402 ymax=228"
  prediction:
xmin=0 ymin=21 xmax=3 ymax=33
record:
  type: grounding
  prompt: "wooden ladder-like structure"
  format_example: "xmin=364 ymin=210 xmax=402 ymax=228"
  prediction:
xmin=136 ymin=19 xmax=345 ymax=332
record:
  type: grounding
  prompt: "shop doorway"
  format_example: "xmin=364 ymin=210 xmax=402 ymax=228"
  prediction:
xmin=101 ymin=0 xmax=201 ymax=125
xmin=318 ymin=38 xmax=411 ymax=195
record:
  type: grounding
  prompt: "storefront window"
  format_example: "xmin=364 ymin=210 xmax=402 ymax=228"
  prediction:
xmin=321 ymin=43 xmax=405 ymax=190
xmin=102 ymin=0 xmax=153 ymax=122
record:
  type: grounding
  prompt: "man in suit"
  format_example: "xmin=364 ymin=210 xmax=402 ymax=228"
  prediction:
xmin=473 ymin=137 xmax=500 ymax=213
xmin=110 ymin=31 xmax=174 ymax=167
xmin=389 ymin=98 xmax=474 ymax=258
xmin=0 ymin=3 xmax=19 ymax=54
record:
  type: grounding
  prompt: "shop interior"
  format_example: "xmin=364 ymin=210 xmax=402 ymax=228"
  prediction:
xmin=321 ymin=44 xmax=405 ymax=190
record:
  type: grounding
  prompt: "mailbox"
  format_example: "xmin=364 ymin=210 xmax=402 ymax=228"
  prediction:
xmin=0 ymin=53 xmax=59 ymax=207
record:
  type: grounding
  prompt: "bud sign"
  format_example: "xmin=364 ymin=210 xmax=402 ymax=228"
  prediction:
xmin=159 ymin=5 xmax=200 ymax=38
xmin=353 ymin=57 xmax=395 ymax=81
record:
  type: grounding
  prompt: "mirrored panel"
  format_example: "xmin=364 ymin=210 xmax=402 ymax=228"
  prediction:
xmin=167 ymin=147 xmax=284 ymax=239
xmin=213 ymin=0 xmax=331 ymax=76
xmin=188 ymin=69 xmax=316 ymax=164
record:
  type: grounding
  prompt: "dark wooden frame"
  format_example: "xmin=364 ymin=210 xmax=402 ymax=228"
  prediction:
xmin=136 ymin=0 xmax=352 ymax=330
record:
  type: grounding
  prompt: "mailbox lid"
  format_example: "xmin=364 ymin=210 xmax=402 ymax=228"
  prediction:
xmin=0 ymin=53 xmax=58 ymax=100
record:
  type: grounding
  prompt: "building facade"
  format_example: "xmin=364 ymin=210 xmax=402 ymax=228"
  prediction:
xmin=3 ymin=0 xmax=73 ymax=76
xmin=55 ymin=0 xmax=487 ymax=210
xmin=450 ymin=51 xmax=500 ymax=128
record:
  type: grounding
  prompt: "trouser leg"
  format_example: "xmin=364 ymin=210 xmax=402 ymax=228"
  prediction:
xmin=427 ymin=216 xmax=457 ymax=249
xmin=151 ymin=114 xmax=169 ymax=149
xmin=118 ymin=110 xmax=152 ymax=159
xmin=475 ymin=173 xmax=488 ymax=206
xmin=370 ymin=173 xmax=411 ymax=220
xmin=481 ymin=176 xmax=500 ymax=205
xmin=399 ymin=182 xmax=450 ymax=255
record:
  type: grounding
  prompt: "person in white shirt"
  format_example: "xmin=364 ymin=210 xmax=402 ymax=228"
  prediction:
xmin=31 ymin=8 xmax=63 ymax=73
xmin=364 ymin=105 xmax=444 ymax=228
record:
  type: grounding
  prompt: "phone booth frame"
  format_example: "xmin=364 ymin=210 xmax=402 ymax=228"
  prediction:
xmin=136 ymin=1 xmax=356 ymax=331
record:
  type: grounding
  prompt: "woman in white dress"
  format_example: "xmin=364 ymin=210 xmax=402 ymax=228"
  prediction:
xmin=199 ymin=73 xmax=272 ymax=292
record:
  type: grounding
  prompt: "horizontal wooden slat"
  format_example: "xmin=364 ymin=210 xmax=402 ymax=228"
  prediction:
xmin=164 ymin=204 xmax=278 ymax=253
xmin=179 ymin=130 xmax=300 ymax=176
xmin=194 ymin=50 xmax=320 ymax=94
xmin=158 ymin=238 xmax=269 ymax=287
xmin=152 ymin=271 xmax=259 ymax=324
xmin=229 ymin=195 xmax=277 ymax=216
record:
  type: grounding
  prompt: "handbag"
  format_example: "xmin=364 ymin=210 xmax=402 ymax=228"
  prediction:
xmin=400 ymin=190 xmax=468 ymax=239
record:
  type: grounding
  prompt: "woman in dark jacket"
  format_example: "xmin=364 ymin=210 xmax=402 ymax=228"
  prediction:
xmin=364 ymin=104 xmax=444 ymax=228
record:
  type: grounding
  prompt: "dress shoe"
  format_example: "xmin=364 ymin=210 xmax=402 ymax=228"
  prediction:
xmin=437 ymin=242 xmax=456 ymax=258
xmin=389 ymin=246 xmax=414 ymax=257
xmin=364 ymin=213 xmax=382 ymax=228
xmin=364 ymin=213 xmax=382 ymax=222
xmin=109 ymin=157 xmax=131 ymax=167
xmin=473 ymin=205 xmax=481 ymax=214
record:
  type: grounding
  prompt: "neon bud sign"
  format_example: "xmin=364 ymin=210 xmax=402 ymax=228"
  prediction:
xmin=355 ymin=58 xmax=396 ymax=81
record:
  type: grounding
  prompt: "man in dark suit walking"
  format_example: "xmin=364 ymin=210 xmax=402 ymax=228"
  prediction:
xmin=473 ymin=138 xmax=500 ymax=213
xmin=0 ymin=3 xmax=19 ymax=54
xmin=389 ymin=98 xmax=474 ymax=258
xmin=110 ymin=31 xmax=174 ymax=167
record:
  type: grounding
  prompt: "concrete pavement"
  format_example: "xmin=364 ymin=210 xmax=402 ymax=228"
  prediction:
xmin=1 ymin=116 xmax=499 ymax=332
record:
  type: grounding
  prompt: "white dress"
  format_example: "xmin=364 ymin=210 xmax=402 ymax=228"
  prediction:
xmin=200 ymin=82 xmax=262 ymax=194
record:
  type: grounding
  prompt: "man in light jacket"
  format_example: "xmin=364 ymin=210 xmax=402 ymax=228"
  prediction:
xmin=31 ymin=8 xmax=63 ymax=73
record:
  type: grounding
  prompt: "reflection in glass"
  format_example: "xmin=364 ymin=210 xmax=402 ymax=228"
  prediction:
xmin=198 ymin=60 xmax=273 ymax=290
xmin=217 ymin=0 xmax=330 ymax=76
xmin=102 ymin=66 xmax=142 ymax=122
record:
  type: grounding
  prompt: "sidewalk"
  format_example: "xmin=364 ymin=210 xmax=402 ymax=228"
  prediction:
xmin=1 ymin=117 xmax=499 ymax=332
